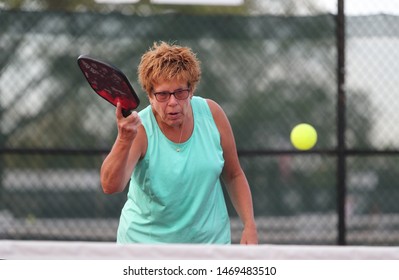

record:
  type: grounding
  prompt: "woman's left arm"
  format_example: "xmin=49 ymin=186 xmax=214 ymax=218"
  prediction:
xmin=207 ymin=99 xmax=258 ymax=245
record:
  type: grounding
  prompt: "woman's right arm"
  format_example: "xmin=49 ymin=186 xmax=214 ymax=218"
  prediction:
xmin=100 ymin=103 xmax=146 ymax=194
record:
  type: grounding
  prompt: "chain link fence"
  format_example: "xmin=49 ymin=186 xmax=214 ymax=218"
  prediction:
xmin=1 ymin=1 xmax=399 ymax=245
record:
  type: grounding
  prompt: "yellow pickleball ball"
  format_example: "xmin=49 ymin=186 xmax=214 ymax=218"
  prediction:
xmin=290 ymin=123 xmax=317 ymax=150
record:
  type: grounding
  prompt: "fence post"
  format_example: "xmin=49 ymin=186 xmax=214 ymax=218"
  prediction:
xmin=336 ymin=0 xmax=347 ymax=245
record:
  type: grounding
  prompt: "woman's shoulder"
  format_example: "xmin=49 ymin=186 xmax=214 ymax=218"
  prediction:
xmin=138 ymin=104 xmax=152 ymax=118
xmin=192 ymin=96 xmax=223 ymax=117
xmin=204 ymin=98 xmax=224 ymax=121
xmin=137 ymin=104 xmax=154 ymax=138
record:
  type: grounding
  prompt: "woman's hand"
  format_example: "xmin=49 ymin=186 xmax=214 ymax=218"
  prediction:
xmin=116 ymin=102 xmax=141 ymax=143
xmin=240 ymin=225 xmax=259 ymax=245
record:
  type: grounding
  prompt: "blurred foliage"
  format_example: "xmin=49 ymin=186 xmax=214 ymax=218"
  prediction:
xmin=2 ymin=0 xmax=324 ymax=15
xmin=3 ymin=0 xmax=257 ymax=14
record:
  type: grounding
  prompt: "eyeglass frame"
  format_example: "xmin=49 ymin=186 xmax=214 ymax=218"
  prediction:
xmin=152 ymin=88 xmax=191 ymax=102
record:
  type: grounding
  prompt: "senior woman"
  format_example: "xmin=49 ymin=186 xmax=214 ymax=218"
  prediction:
xmin=100 ymin=41 xmax=258 ymax=244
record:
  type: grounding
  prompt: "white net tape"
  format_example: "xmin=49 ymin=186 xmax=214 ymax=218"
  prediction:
xmin=1 ymin=240 xmax=398 ymax=260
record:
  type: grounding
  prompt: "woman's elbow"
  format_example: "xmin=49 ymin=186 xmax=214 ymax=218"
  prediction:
xmin=102 ymin=184 xmax=115 ymax=194
xmin=100 ymin=176 xmax=124 ymax=194
xmin=101 ymin=183 xmax=124 ymax=194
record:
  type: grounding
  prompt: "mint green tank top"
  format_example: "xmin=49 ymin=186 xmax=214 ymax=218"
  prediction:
xmin=117 ymin=96 xmax=231 ymax=244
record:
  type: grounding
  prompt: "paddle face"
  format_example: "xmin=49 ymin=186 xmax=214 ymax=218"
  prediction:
xmin=77 ymin=55 xmax=140 ymax=117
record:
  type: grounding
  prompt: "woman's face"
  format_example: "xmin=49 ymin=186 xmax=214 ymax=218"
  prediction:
xmin=149 ymin=78 xmax=193 ymax=129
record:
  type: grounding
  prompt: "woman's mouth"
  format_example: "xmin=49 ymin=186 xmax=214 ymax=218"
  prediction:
xmin=168 ymin=112 xmax=180 ymax=119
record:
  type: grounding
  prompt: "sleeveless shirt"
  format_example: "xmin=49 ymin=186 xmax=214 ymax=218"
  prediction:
xmin=116 ymin=96 xmax=231 ymax=244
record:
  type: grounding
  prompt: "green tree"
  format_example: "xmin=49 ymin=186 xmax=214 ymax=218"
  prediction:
xmin=4 ymin=0 xmax=323 ymax=15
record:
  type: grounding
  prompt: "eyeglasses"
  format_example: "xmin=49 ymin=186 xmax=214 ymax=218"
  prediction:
xmin=153 ymin=88 xmax=190 ymax=102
